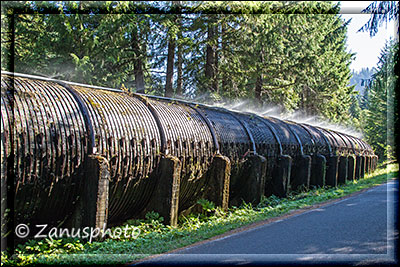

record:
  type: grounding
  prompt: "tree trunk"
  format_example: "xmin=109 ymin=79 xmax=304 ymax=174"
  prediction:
xmin=255 ymin=47 xmax=265 ymax=106
xmin=221 ymin=23 xmax=228 ymax=93
xmin=213 ymin=27 xmax=219 ymax=93
xmin=205 ymin=15 xmax=220 ymax=93
xmin=166 ymin=2 xmax=182 ymax=97
xmin=131 ymin=29 xmax=145 ymax=93
xmin=205 ymin=20 xmax=215 ymax=92
xmin=165 ymin=36 xmax=175 ymax=97
xmin=176 ymin=36 xmax=183 ymax=96
xmin=175 ymin=2 xmax=183 ymax=97
xmin=255 ymin=75 xmax=263 ymax=106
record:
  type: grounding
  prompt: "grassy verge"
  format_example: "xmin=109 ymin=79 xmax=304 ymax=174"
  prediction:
xmin=1 ymin=163 xmax=398 ymax=266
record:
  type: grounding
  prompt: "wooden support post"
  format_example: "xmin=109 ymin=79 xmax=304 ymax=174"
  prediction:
xmin=347 ymin=155 xmax=356 ymax=181
xmin=337 ymin=156 xmax=348 ymax=185
xmin=207 ymin=154 xmax=231 ymax=212
xmin=146 ymin=155 xmax=181 ymax=227
xmin=310 ymin=154 xmax=326 ymax=187
xmin=70 ymin=155 xmax=110 ymax=230
xmin=291 ymin=155 xmax=311 ymax=191
xmin=326 ymin=155 xmax=339 ymax=187
xmin=271 ymin=155 xmax=292 ymax=197
xmin=239 ymin=154 xmax=266 ymax=205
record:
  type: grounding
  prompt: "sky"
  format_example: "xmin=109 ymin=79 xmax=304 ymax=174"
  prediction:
xmin=338 ymin=1 xmax=398 ymax=72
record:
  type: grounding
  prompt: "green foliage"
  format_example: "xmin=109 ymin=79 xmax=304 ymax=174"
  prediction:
xmin=359 ymin=1 xmax=399 ymax=37
xmin=362 ymin=40 xmax=398 ymax=161
xmin=197 ymin=198 xmax=215 ymax=213
xmin=1 ymin=1 xmax=357 ymax=123
xmin=145 ymin=211 xmax=164 ymax=223
xmin=199 ymin=1 xmax=354 ymax=123
xmin=2 ymin=238 xmax=86 ymax=266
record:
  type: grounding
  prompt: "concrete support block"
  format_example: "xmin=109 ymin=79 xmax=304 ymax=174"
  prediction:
xmin=70 ymin=155 xmax=110 ymax=230
xmin=374 ymin=155 xmax=379 ymax=170
xmin=263 ymin=156 xmax=276 ymax=197
xmin=310 ymin=154 xmax=326 ymax=187
xmin=360 ymin=156 xmax=366 ymax=179
xmin=146 ymin=155 xmax=181 ymax=227
xmin=239 ymin=154 xmax=267 ymax=205
xmin=371 ymin=155 xmax=375 ymax=171
xmin=369 ymin=156 xmax=373 ymax=173
xmin=337 ymin=156 xmax=348 ymax=185
xmin=355 ymin=155 xmax=362 ymax=180
xmin=347 ymin=155 xmax=356 ymax=181
xmin=291 ymin=154 xmax=311 ymax=191
xmin=371 ymin=156 xmax=374 ymax=171
xmin=326 ymin=155 xmax=339 ymax=187
xmin=271 ymin=155 xmax=292 ymax=197
xmin=207 ymin=154 xmax=231 ymax=212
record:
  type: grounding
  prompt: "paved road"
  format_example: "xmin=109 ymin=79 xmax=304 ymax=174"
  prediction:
xmin=134 ymin=180 xmax=398 ymax=266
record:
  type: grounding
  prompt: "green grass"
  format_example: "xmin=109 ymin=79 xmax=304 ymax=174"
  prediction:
xmin=2 ymin=163 xmax=398 ymax=266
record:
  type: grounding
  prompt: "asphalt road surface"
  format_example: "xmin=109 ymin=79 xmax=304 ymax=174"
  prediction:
xmin=133 ymin=179 xmax=398 ymax=266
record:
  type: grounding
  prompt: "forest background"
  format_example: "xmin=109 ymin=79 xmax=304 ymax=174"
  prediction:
xmin=1 ymin=1 xmax=398 ymax=161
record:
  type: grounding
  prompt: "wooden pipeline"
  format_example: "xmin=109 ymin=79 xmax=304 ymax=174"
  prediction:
xmin=1 ymin=72 xmax=377 ymax=232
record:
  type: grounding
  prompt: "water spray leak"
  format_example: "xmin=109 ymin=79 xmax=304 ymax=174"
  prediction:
xmin=208 ymin=98 xmax=363 ymax=139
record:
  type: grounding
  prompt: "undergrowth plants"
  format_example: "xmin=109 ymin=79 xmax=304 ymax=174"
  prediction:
xmin=1 ymin=163 xmax=398 ymax=266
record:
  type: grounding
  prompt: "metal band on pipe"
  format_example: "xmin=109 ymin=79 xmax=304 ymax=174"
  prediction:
xmin=1 ymin=71 xmax=123 ymax=93
xmin=228 ymin=111 xmax=257 ymax=154
xmin=258 ymin=117 xmax=283 ymax=156
xmin=190 ymin=104 xmax=220 ymax=154
xmin=55 ymin=81 xmax=96 ymax=155
xmin=294 ymin=123 xmax=316 ymax=146
xmin=319 ymin=128 xmax=340 ymax=155
xmin=278 ymin=120 xmax=304 ymax=155
xmin=334 ymin=131 xmax=355 ymax=155
xmin=305 ymin=124 xmax=333 ymax=155
xmin=134 ymin=94 xmax=168 ymax=155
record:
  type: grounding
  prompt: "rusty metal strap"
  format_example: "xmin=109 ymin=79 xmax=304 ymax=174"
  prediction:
xmin=227 ymin=111 xmax=257 ymax=154
xmin=55 ymin=81 xmax=96 ymax=154
xmin=320 ymin=128 xmax=342 ymax=154
xmin=295 ymin=123 xmax=316 ymax=146
xmin=347 ymin=135 xmax=362 ymax=156
xmin=133 ymin=94 xmax=167 ymax=154
xmin=257 ymin=117 xmax=283 ymax=156
xmin=189 ymin=104 xmax=220 ymax=154
xmin=134 ymin=93 xmax=218 ymax=155
xmin=278 ymin=119 xmax=304 ymax=155
xmin=345 ymin=135 xmax=358 ymax=155
xmin=307 ymin=124 xmax=333 ymax=155
xmin=289 ymin=127 xmax=304 ymax=155
xmin=334 ymin=131 xmax=356 ymax=155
